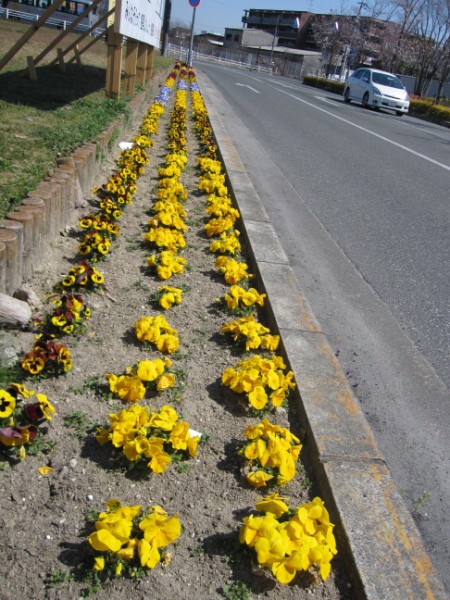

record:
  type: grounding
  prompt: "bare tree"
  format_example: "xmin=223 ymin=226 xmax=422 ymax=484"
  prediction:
xmin=435 ymin=36 xmax=450 ymax=98
xmin=410 ymin=0 xmax=450 ymax=95
xmin=312 ymin=14 xmax=357 ymax=75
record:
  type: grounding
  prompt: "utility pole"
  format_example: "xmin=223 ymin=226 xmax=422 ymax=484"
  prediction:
xmin=160 ymin=0 xmax=172 ymax=56
xmin=269 ymin=14 xmax=280 ymax=72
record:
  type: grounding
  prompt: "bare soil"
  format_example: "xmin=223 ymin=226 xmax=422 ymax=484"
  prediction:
xmin=0 ymin=69 xmax=353 ymax=599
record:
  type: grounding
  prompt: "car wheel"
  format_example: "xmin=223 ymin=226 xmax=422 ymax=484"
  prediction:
xmin=344 ymin=88 xmax=351 ymax=103
xmin=362 ymin=92 xmax=370 ymax=108
xmin=396 ymin=111 xmax=404 ymax=117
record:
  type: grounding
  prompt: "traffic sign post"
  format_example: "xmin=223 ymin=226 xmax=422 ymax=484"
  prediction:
xmin=187 ymin=0 xmax=199 ymax=67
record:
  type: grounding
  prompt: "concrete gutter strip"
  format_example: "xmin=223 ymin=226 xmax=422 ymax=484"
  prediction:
xmin=196 ymin=71 xmax=448 ymax=600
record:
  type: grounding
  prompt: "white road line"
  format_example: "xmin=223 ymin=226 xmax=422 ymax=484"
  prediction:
xmin=235 ymin=83 xmax=260 ymax=93
xmin=316 ymin=95 xmax=343 ymax=107
xmin=397 ymin=118 xmax=450 ymax=141
xmin=273 ymin=87 xmax=450 ymax=172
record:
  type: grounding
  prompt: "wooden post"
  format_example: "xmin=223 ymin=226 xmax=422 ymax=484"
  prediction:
xmin=0 ymin=229 xmax=19 ymax=295
xmin=0 ymin=242 xmax=6 ymax=294
xmin=0 ymin=220 xmax=24 ymax=291
xmin=105 ymin=26 xmax=123 ymax=99
xmin=51 ymin=7 xmax=114 ymax=66
xmin=136 ymin=43 xmax=147 ymax=87
xmin=74 ymin=45 xmax=82 ymax=66
xmin=57 ymin=47 xmax=66 ymax=72
xmin=0 ymin=0 xmax=64 ymax=72
xmin=26 ymin=56 xmax=37 ymax=81
xmin=145 ymin=45 xmax=154 ymax=81
xmin=6 ymin=211 xmax=34 ymax=280
xmin=123 ymin=40 xmax=138 ymax=96
xmin=27 ymin=0 xmax=102 ymax=69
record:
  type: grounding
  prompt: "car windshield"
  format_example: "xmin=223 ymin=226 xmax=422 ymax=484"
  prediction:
xmin=372 ymin=72 xmax=404 ymax=89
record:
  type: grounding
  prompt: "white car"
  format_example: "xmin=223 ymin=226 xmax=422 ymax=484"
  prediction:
xmin=344 ymin=68 xmax=410 ymax=116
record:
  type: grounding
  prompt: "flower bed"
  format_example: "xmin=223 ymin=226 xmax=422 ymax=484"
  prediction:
xmin=0 ymin=63 xmax=347 ymax=599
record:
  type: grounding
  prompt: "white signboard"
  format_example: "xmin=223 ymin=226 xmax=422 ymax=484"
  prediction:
xmin=114 ymin=0 xmax=164 ymax=47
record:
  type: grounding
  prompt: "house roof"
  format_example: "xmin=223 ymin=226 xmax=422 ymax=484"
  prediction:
xmin=247 ymin=45 xmax=321 ymax=56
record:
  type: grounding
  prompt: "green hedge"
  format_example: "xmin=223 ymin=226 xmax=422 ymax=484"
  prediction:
xmin=302 ymin=76 xmax=345 ymax=94
xmin=302 ymin=75 xmax=450 ymax=125
xmin=409 ymin=98 xmax=450 ymax=123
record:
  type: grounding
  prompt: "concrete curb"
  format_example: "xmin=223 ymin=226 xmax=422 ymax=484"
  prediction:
xmin=196 ymin=70 xmax=447 ymax=600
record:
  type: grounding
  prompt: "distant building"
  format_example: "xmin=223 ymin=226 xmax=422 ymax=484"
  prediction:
xmin=242 ymin=8 xmax=313 ymax=49
xmin=222 ymin=26 xmax=321 ymax=77
xmin=170 ymin=26 xmax=191 ymax=47
xmin=195 ymin=32 xmax=224 ymax=45
xmin=224 ymin=27 xmax=275 ymax=50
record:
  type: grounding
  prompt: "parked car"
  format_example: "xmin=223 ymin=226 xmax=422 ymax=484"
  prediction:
xmin=344 ymin=68 xmax=410 ymax=116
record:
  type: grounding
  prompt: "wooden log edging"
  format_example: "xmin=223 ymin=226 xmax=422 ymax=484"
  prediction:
xmin=0 ymin=86 xmax=152 ymax=298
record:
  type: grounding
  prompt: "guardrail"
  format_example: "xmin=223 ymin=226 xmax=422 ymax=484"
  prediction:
xmin=0 ymin=6 xmax=104 ymax=35
xmin=168 ymin=44 xmax=272 ymax=74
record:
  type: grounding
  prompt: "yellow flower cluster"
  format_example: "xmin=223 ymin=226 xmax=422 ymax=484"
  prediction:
xmin=209 ymin=230 xmax=241 ymax=256
xmin=79 ymin=211 xmax=121 ymax=232
xmin=147 ymin=250 xmax=187 ymax=280
xmin=56 ymin=260 xmax=104 ymax=293
xmin=134 ymin=315 xmax=179 ymax=354
xmin=155 ymin=286 xmax=183 ymax=310
xmin=145 ymin=87 xmax=189 ymax=284
xmin=197 ymin=156 xmax=222 ymax=173
xmin=206 ymin=194 xmax=240 ymax=220
xmin=153 ymin=198 xmax=187 ymax=220
xmin=157 ymin=177 xmax=187 ymax=201
xmin=139 ymin=102 xmax=163 ymax=139
xmin=114 ymin=146 xmax=150 ymax=179
xmin=166 ymin=152 xmax=188 ymax=170
xmin=130 ymin=133 xmax=153 ymax=149
xmin=106 ymin=357 xmax=175 ymax=403
xmin=240 ymin=493 xmax=337 ymax=583
xmin=158 ymin=163 xmax=182 ymax=179
xmin=77 ymin=231 xmax=112 ymax=262
xmin=222 ymin=284 xmax=266 ymax=313
xmin=21 ymin=334 xmax=72 ymax=377
xmin=79 ymin=150 xmax=147 ymax=263
xmin=239 ymin=419 xmax=301 ymax=487
xmin=144 ymin=226 xmax=186 ymax=252
xmin=191 ymin=88 xmax=216 ymax=159
xmin=148 ymin=209 xmax=187 ymax=232
xmin=39 ymin=293 xmax=91 ymax=337
xmin=221 ymin=315 xmax=280 ymax=352
xmin=96 ymin=403 xmax=200 ymax=473
xmin=88 ymin=499 xmax=181 ymax=576
xmin=222 ymin=354 xmax=296 ymax=411
xmin=0 ymin=382 xmax=56 ymax=459
xmin=168 ymin=89 xmax=188 ymax=154
xmin=215 ymin=256 xmax=252 ymax=285
xmin=198 ymin=172 xmax=228 ymax=197
xmin=190 ymin=65 xmax=337 ymax=589
xmin=204 ymin=215 xmax=237 ymax=238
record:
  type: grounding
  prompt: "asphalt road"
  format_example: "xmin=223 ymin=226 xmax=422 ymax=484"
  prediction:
xmin=195 ymin=61 xmax=450 ymax=593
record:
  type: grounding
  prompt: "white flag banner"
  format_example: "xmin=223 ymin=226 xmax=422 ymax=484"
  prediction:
xmin=114 ymin=0 xmax=164 ymax=46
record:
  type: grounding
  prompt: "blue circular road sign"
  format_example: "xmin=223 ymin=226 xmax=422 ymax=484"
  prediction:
xmin=189 ymin=0 xmax=200 ymax=6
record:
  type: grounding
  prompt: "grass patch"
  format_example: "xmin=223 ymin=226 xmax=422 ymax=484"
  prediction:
xmin=0 ymin=20 xmax=172 ymax=217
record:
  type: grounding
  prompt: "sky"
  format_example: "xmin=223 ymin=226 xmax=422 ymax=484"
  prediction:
xmin=169 ymin=0 xmax=355 ymax=35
